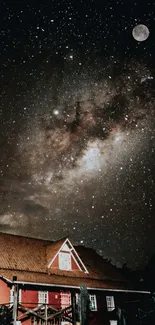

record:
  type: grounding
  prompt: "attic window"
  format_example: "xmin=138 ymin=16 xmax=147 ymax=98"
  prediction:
xmin=59 ymin=252 xmax=71 ymax=270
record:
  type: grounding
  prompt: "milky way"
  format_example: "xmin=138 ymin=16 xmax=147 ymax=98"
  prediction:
xmin=1 ymin=0 xmax=155 ymax=269
xmin=0 ymin=59 xmax=155 ymax=269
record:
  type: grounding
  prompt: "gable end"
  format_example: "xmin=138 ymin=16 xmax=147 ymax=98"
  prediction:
xmin=48 ymin=238 xmax=89 ymax=273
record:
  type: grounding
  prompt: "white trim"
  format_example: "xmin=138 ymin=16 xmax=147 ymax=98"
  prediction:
xmin=19 ymin=289 xmax=22 ymax=304
xmin=38 ymin=291 xmax=49 ymax=304
xmin=68 ymin=241 xmax=89 ymax=274
xmin=106 ymin=296 xmax=115 ymax=311
xmin=61 ymin=243 xmax=70 ymax=251
xmin=48 ymin=238 xmax=70 ymax=268
xmin=13 ymin=281 xmax=151 ymax=294
xmin=48 ymin=238 xmax=89 ymax=273
xmin=0 ymin=275 xmax=12 ymax=283
xmin=75 ymin=293 xmax=79 ymax=304
xmin=10 ymin=287 xmax=22 ymax=307
xmin=89 ymin=294 xmax=97 ymax=311
xmin=70 ymin=250 xmax=82 ymax=271
xmin=10 ymin=287 xmax=14 ymax=307
xmin=60 ymin=292 xmax=71 ymax=308
xmin=76 ymin=293 xmax=97 ymax=311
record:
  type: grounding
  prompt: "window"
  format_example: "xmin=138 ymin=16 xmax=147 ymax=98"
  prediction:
xmin=75 ymin=293 xmax=79 ymax=304
xmin=106 ymin=296 xmax=115 ymax=311
xmin=60 ymin=292 xmax=71 ymax=309
xmin=89 ymin=295 xmax=97 ymax=311
xmin=62 ymin=243 xmax=70 ymax=251
xmin=19 ymin=289 xmax=22 ymax=304
xmin=75 ymin=293 xmax=97 ymax=311
xmin=10 ymin=288 xmax=22 ymax=307
xmin=38 ymin=291 xmax=48 ymax=305
xmin=110 ymin=321 xmax=117 ymax=325
xmin=59 ymin=252 xmax=71 ymax=270
xmin=10 ymin=288 xmax=14 ymax=307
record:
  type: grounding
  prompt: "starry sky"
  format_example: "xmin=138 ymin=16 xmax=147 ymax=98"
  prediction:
xmin=0 ymin=0 xmax=155 ymax=270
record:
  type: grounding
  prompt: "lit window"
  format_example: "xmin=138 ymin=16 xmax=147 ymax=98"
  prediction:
xmin=110 ymin=321 xmax=117 ymax=325
xmin=10 ymin=288 xmax=22 ymax=307
xmin=60 ymin=292 xmax=71 ymax=309
xmin=89 ymin=295 xmax=97 ymax=311
xmin=38 ymin=291 xmax=48 ymax=305
xmin=106 ymin=296 xmax=115 ymax=311
xmin=59 ymin=252 xmax=71 ymax=270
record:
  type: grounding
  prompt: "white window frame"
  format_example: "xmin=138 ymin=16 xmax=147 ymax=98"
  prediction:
xmin=75 ymin=293 xmax=79 ymax=305
xmin=38 ymin=291 xmax=49 ymax=305
xmin=60 ymin=292 xmax=71 ymax=309
xmin=59 ymin=252 xmax=71 ymax=271
xmin=10 ymin=288 xmax=14 ymax=307
xmin=75 ymin=293 xmax=97 ymax=311
xmin=18 ymin=289 xmax=22 ymax=304
xmin=89 ymin=294 xmax=97 ymax=311
xmin=10 ymin=287 xmax=22 ymax=307
xmin=106 ymin=296 xmax=115 ymax=311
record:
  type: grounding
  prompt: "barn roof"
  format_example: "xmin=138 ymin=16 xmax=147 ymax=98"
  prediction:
xmin=0 ymin=232 xmax=130 ymax=290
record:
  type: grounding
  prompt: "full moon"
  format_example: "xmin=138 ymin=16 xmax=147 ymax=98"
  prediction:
xmin=132 ymin=24 xmax=150 ymax=42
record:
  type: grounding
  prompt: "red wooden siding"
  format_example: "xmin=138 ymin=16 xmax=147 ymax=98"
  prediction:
xmin=71 ymin=255 xmax=80 ymax=270
xmin=0 ymin=279 xmax=10 ymax=305
xmin=49 ymin=291 xmax=61 ymax=308
xmin=0 ymin=280 xmax=122 ymax=325
xmin=51 ymin=256 xmax=59 ymax=268
xmin=22 ymin=319 xmax=30 ymax=325
xmin=22 ymin=290 xmax=38 ymax=308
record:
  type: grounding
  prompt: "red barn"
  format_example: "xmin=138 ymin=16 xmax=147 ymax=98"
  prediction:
xmin=0 ymin=233 xmax=151 ymax=325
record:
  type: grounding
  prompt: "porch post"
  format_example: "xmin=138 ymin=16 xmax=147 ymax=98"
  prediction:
xmin=45 ymin=303 xmax=48 ymax=325
xmin=79 ymin=284 xmax=89 ymax=325
xmin=13 ymin=284 xmax=18 ymax=325
xmin=71 ymin=290 xmax=76 ymax=325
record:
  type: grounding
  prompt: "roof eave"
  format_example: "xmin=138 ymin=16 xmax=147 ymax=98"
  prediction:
xmin=13 ymin=280 xmax=151 ymax=294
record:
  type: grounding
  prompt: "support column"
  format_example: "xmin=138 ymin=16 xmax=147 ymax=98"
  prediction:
xmin=13 ymin=284 xmax=18 ymax=325
xmin=45 ymin=303 xmax=48 ymax=325
xmin=79 ymin=285 xmax=89 ymax=325
xmin=71 ymin=290 xmax=76 ymax=325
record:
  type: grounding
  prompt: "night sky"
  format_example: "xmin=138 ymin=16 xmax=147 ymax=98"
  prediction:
xmin=0 ymin=0 xmax=155 ymax=270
